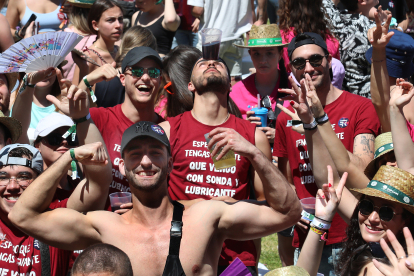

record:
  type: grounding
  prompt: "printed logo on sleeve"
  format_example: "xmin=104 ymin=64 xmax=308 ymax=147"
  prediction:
xmin=338 ymin=117 xmax=349 ymax=128
xmin=151 ymin=125 xmax=165 ymax=135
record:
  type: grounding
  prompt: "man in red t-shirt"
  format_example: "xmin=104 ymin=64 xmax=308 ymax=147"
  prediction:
xmin=159 ymin=58 xmax=271 ymax=275
xmin=273 ymin=32 xmax=380 ymax=275
xmin=83 ymin=47 xmax=165 ymax=196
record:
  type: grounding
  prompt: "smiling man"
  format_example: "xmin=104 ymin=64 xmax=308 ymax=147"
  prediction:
xmin=89 ymin=47 xmax=165 ymax=195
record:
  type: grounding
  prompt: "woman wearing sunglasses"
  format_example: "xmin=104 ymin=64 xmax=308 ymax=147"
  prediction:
xmin=285 ymin=72 xmax=414 ymax=275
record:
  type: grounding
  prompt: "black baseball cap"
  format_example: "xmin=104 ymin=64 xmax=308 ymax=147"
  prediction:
xmin=121 ymin=121 xmax=171 ymax=157
xmin=121 ymin=47 xmax=163 ymax=73
xmin=287 ymin=32 xmax=329 ymax=60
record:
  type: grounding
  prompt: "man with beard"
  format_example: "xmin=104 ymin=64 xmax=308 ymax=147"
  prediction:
xmin=158 ymin=58 xmax=270 ymax=275
xmin=9 ymin=121 xmax=301 ymax=276
xmin=273 ymin=32 xmax=380 ymax=275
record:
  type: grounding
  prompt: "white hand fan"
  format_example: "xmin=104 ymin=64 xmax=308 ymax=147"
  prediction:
xmin=0 ymin=32 xmax=83 ymax=73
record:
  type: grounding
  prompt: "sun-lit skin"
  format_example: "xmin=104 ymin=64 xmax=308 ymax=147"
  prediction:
xmin=0 ymin=75 xmax=10 ymax=114
xmin=358 ymin=196 xmax=406 ymax=243
xmin=134 ymin=0 xmax=159 ymax=13
xmin=249 ymin=47 xmax=281 ymax=75
xmin=358 ymin=262 xmax=389 ymax=276
xmin=120 ymin=58 xmax=162 ymax=108
xmin=189 ymin=59 xmax=230 ymax=94
xmin=0 ymin=165 xmax=37 ymax=226
xmin=92 ymin=6 xmax=124 ymax=42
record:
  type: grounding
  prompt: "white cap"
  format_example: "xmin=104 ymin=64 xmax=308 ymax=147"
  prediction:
xmin=34 ymin=113 xmax=74 ymax=140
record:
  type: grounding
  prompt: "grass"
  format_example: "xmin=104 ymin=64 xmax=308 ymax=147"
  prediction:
xmin=259 ymin=233 xmax=283 ymax=270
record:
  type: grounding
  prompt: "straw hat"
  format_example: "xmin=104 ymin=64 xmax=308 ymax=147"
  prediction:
xmin=67 ymin=0 xmax=96 ymax=8
xmin=0 ymin=110 xmax=22 ymax=143
xmin=352 ymin=165 xmax=414 ymax=214
xmin=234 ymin=24 xmax=288 ymax=48
xmin=364 ymin=132 xmax=394 ymax=179
xmin=265 ymin=266 xmax=310 ymax=276
xmin=3 ymin=73 xmax=18 ymax=94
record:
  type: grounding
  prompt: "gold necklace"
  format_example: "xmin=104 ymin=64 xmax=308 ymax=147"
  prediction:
xmin=192 ymin=110 xmax=230 ymax=125
xmin=93 ymin=43 xmax=117 ymax=54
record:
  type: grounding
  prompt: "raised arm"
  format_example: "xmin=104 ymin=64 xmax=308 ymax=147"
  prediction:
xmin=46 ymin=71 xmax=112 ymax=211
xmin=206 ymin=127 xmax=302 ymax=238
xmin=8 ymin=144 xmax=107 ymax=250
xmin=389 ymin=80 xmax=414 ymax=175
xmin=162 ymin=0 xmax=181 ymax=32
xmin=368 ymin=14 xmax=394 ymax=132
xmin=254 ymin=0 xmax=267 ymax=26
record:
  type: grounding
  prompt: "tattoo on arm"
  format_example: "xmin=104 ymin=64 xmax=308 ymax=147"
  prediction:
xmin=354 ymin=134 xmax=375 ymax=156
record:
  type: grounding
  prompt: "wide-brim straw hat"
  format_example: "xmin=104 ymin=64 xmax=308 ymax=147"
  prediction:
xmin=0 ymin=110 xmax=22 ymax=143
xmin=235 ymin=24 xmax=288 ymax=48
xmin=364 ymin=132 xmax=394 ymax=179
xmin=265 ymin=266 xmax=310 ymax=276
xmin=67 ymin=0 xmax=96 ymax=8
xmin=352 ymin=165 xmax=414 ymax=214
xmin=4 ymin=73 xmax=18 ymax=93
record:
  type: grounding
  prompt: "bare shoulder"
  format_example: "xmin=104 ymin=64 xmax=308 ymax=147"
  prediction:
xmin=183 ymin=200 xmax=223 ymax=224
xmin=159 ymin=121 xmax=171 ymax=139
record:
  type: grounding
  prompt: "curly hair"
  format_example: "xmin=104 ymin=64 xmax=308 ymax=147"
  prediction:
xmin=336 ymin=195 xmax=414 ymax=275
xmin=278 ymin=0 xmax=333 ymax=41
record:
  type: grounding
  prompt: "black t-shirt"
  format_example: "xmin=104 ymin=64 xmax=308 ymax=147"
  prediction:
xmin=95 ymin=77 xmax=125 ymax=108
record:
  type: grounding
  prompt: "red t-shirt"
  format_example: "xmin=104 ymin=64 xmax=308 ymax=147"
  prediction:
xmin=0 ymin=200 xmax=71 ymax=276
xmin=167 ymin=111 xmax=257 ymax=267
xmin=90 ymin=104 xmax=164 ymax=195
xmin=273 ymin=91 xmax=381 ymax=247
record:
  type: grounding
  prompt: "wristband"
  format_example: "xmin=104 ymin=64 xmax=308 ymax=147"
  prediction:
xmin=83 ymin=76 xmax=97 ymax=103
xmin=314 ymin=216 xmax=332 ymax=223
xmin=63 ymin=114 xmax=91 ymax=142
xmin=315 ymin=113 xmax=329 ymax=125
xmin=310 ymin=226 xmax=328 ymax=242
xmin=303 ymin=118 xmax=317 ymax=131
xmin=73 ymin=113 xmax=91 ymax=124
xmin=311 ymin=218 xmax=331 ymax=230
xmin=301 ymin=210 xmax=315 ymax=222
xmin=370 ymin=58 xmax=385 ymax=63
xmin=18 ymin=75 xmax=36 ymax=94
xmin=69 ymin=149 xmax=78 ymax=180
xmin=286 ymin=120 xmax=303 ymax=127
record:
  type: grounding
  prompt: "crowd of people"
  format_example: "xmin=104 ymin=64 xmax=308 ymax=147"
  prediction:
xmin=0 ymin=0 xmax=413 ymax=275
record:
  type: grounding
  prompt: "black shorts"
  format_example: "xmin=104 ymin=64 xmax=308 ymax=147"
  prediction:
xmin=278 ymin=225 xmax=294 ymax=237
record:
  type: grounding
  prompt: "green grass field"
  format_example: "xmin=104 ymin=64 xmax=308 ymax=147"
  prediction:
xmin=259 ymin=233 xmax=283 ymax=270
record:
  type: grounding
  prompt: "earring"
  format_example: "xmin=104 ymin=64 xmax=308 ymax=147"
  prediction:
xmin=96 ymin=28 xmax=99 ymax=31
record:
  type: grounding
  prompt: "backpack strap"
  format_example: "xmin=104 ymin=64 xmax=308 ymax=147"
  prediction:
xmin=39 ymin=241 xmax=51 ymax=276
xmin=169 ymin=201 xmax=184 ymax=256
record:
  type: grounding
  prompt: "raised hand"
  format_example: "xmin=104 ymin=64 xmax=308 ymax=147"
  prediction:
xmin=27 ymin=67 xmax=57 ymax=85
xmin=373 ymin=227 xmax=414 ymax=275
xmin=315 ymin=165 xmax=347 ymax=222
xmin=73 ymin=142 xmax=108 ymax=166
xmin=303 ymin=73 xmax=324 ymax=118
xmin=389 ymin=79 xmax=414 ymax=109
xmin=276 ymin=103 xmax=305 ymax=135
xmin=207 ymin=127 xmax=257 ymax=160
xmin=46 ymin=69 xmax=90 ymax=120
xmin=85 ymin=62 xmax=117 ymax=86
xmin=368 ymin=12 xmax=394 ymax=48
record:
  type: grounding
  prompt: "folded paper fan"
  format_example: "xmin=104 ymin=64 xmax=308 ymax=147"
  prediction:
xmin=0 ymin=32 xmax=83 ymax=73
xmin=219 ymin=258 xmax=252 ymax=276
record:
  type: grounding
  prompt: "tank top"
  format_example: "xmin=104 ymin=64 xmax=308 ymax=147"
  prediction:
xmin=167 ymin=111 xmax=258 ymax=267
xmin=134 ymin=12 xmax=176 ymax=55
xmin=20 ymin=0 xmax=62 ymax=33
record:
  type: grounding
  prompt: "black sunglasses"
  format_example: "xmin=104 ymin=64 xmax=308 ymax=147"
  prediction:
xmin=291 ymin=54 xmax=328 ymax=70
xmin=44 ymin=132 xmax=78 ymax=147
xmin=358 ymin=199 xmax=400 ymax=222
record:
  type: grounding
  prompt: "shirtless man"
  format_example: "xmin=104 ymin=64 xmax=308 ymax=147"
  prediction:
xmin=9 ymin=118 xmax=301 ymax=275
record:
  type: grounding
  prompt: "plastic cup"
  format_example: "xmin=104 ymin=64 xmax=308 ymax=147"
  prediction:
xmin=109 ymin=192 xmax=131 ymax=212
xmin=300 ymin=197 xmax=316 ymax=215
xmin=251 ymin=107 xmax=268 ymax=127
xmin=201 ymin=28 xmax=222 ymax=60
xmin=204 ymin=133 xmax=236 ymax=170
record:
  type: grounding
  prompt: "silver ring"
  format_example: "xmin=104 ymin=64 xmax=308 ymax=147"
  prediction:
xmin=398 ymin=255 xmax=407 ymax=260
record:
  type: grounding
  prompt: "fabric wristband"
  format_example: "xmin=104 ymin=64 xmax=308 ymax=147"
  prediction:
xmin=311 ymin=226 xmax=328 ymax=241
xmin=18 ymin=75 xmax=36 ymax=94
xmin=69 ymin=149 xmax=78 ymax=180
xmin=301 ymin=210 xmax=315 ymax=221
xmin=63 ymin=114 xmax=91 ymax=142
xmin=303 ymin=118 xmax=317 ymax=131
xmin=367 ymin=180 xmax=414 ymax=206
xmin=287 ymin=120 xmax=303 ymax=127
xmin=374 ymin=143 xmax=394 ymax=158
xmin=311 ymin=218 xmax=331 ymax=230
xmin=83 ymin=76 xmax=97 ymax=102
xmin=315 ymin=113 xmax=329 ymax=125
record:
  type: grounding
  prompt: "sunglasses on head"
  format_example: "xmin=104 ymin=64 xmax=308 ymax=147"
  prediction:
xmin=358 ymin=199 xmax=400 ymax=222
xmin=129 ymin=67 xmax=161 ymax=78
xmin=44 ymin=132 xmax=78 ymax=147
xmin=290 ymin=54 xmax=328 ymax=70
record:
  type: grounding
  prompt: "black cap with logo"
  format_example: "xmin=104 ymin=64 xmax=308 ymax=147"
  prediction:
xmin=121 ymin=121 xmax=171 ymax=157
xmin=287 ymin=32 xmax=329 ymax=60
xmin=121 ymin=47 xmax=163 ymax=73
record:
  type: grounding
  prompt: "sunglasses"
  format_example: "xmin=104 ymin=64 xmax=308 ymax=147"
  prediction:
xmin=44 ymin=132 xmax=78 ymax=147
xmin=358 ymin=199 xmax=400 ymax=222
xmin=291 ymin=54 xmax=328 ymax=70
xmin=128 ymin=67 xmax=161 ymax=78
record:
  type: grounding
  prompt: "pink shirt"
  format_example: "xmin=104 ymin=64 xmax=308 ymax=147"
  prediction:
xmin=280 ymin=27 xmax=340 ymax=73
xmin=406 ymin=120 xmax=414 ymax=141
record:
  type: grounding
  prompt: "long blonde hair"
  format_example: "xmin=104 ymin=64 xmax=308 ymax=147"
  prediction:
xmin=115 ymin=26 xmax=157 ymax=68
xmin=69 ymin=6 xmax=92 ymax=34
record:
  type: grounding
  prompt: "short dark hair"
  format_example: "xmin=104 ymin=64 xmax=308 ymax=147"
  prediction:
xmin=88 ymin=0 xmax=123 ymax=35
xmin=8 ymin=147 xmax=33 ymax=160
xmin=72 ymin=243 xmax=133 ymax=276
xmin=339 ymin=0 xmax=359 ymax=12
xmin=0 ymin=124 xmax=11 ymax=144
